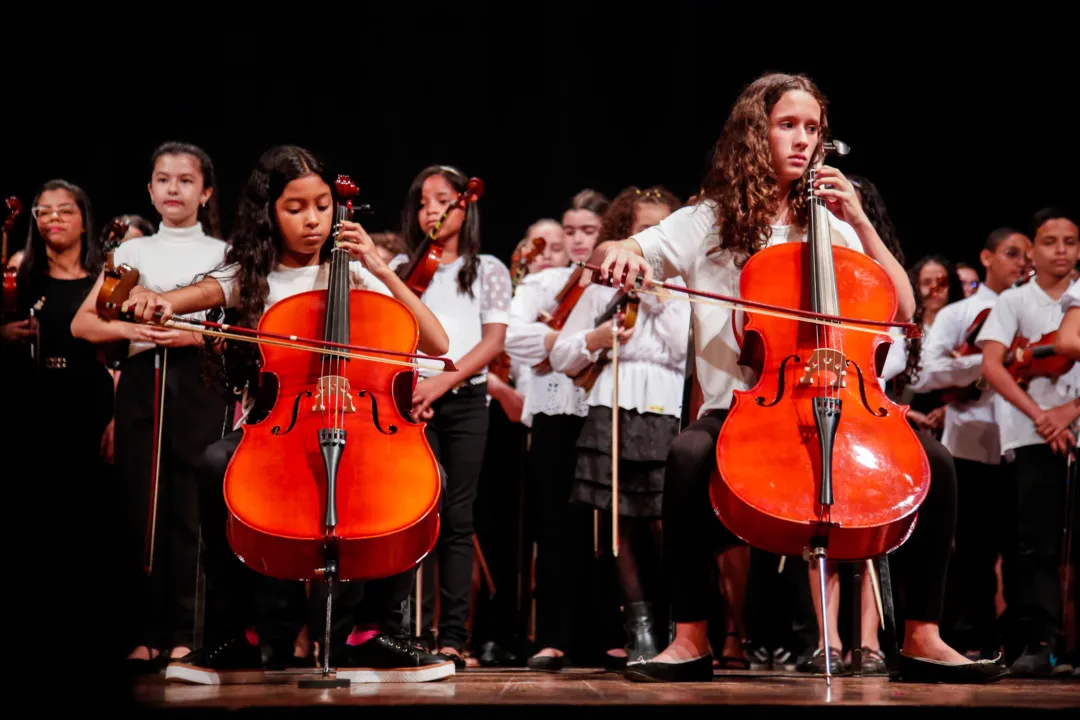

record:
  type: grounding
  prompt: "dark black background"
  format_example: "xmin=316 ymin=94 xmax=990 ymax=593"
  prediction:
xmin=3 ymin=2 xmax=1076 ymax=271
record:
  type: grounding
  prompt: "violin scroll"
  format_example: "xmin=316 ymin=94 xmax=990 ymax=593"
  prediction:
xmin=463 ymin=177 xmax=484 ymax=204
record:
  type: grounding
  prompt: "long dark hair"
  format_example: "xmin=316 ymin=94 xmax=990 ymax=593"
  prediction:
xmin=151 ymin=141 xmax=222 ymax=238
xmin=893 ymin=256 xmax=964 ymax=394
xmin=207 ymin=145 xmax=335 ymax=396
xmin=400 ymin=165 xmax=482 ymax=297
xmin=16 ymin=179 xmax=100 ymax=308
xmin=700 ymin=72 xmax=829 ymax=264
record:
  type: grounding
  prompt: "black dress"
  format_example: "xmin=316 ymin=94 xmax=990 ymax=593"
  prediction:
xmin=4 ymin=275 xmax=113 ymax=463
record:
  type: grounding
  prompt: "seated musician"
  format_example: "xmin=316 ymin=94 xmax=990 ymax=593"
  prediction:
xmin=976 ymin=207 xmax=1079 ymax=678
xmin=119 ymin=145 xmax=454 ymax=684
xmin=589 ymin=71 xmax=1005 ymax=684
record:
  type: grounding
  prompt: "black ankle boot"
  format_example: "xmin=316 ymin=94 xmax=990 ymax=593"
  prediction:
xmin=625 ymin=601 xmax=659 ymax=664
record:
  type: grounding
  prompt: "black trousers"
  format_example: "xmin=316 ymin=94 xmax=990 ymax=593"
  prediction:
xmin=419 ymin=382 xmax=490 ymax=650
xmin=942 ymin=458 xmax=1010 ymax=651
xmin=527 ymin=412 xmax=592 ymax=654
xmin=117 ymin=347 xmax=228 ymax=651
xmin=1002 ymin=444 xmax=1075 ymax=648
xmin=198 ymin=431 xmax=416 ymax=654
xmin=664 ymin=411 xmax=956 ymax=626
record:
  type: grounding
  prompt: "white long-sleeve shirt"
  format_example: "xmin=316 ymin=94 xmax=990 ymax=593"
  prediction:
xmin=548 ymin=281 xmax=690 ymax=418
xmin=504 ymin=265 xmax=589 ymax=422
xmin=909 ymin=283 xmax=1002 ymax=464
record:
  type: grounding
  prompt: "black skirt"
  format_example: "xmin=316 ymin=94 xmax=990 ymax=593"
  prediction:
xmin=571 ymin=405 xmax=680 ymax=518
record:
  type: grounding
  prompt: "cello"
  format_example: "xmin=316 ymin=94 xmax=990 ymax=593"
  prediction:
xmin=221 ymin=175 xmax=442 ymax=581
xmin=708 ymin=140 xmax=931 ymax=677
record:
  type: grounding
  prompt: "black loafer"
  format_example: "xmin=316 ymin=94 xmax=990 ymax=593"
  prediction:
xmin=526 ymin=654 xmax=565 ymax=671
xmin=893 ymin=653 xmax=1008 ymax=684
xmin=623 ymin=654 xmax=713 ymax=682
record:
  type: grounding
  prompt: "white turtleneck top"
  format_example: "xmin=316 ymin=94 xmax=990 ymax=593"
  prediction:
xmin=112 ymin=221 xmax=228 ymax=356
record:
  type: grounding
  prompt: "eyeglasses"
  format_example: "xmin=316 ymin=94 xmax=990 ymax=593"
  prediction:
xmin=31 ymin=204 xmax=79 ymax=220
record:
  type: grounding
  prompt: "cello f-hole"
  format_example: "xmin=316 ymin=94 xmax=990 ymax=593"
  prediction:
xmin=755 ymin=354 xmax=800 ymax=407
xmin=272 ymin=391 xmax=312 ymax=435
xmin=848 ymin=361 xmax=888 ymax=418
xmin=357 ymin=390 xmax=398 ymax=435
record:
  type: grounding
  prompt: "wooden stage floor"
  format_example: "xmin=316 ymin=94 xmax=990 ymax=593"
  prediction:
xmin=130 ymin=667 xmax=1078 ymax=717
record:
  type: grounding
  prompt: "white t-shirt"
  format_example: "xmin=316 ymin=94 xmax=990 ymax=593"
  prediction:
xmin=390 ymin=253 xmax=512 ymax=379
xmin=631 ymin=201 xmax=865 ymax=419
xmin=975 ymin=279 xmax=1080 ymax=454
xmin=910 ymin=284 xmax=1002 ymax=464
xmin=113 ymin=222 xmax=227 ymax=356
xmin=210 ymin=260 xmax=391 ymax=313
xmin=1062 ymin=281 xmax=1080 ymax=312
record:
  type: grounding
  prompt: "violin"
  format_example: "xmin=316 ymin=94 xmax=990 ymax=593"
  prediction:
xmin=98 ymin=219 xmax=131 ymax=369
xmin=2 ymin=196 xmax=22 ymax=323
xmin=1005 ymin=331 xmax=1073 ymax=386
xmin=708 ymin=141 xmax=930 ymax=563
xmin=489 ymin=236 xmax=547 ymax=383
xmin=938 ymin=307 xmax=993 ymax=404
xmin=531 ymin=265 xmax=589 ymax=374
xmin=571 ymin=288 xmax=640 ymax=392
xmin=398 ymin=177 xmax=484 ymax=296
xmin=218 ymin=175 xmax=444 ymax=587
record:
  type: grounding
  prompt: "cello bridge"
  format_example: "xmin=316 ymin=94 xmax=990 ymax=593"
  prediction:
xmin=313 ymin=375 xmax=356 ymax=412
xmin=799 ymin=348 xmax=848 ymax=389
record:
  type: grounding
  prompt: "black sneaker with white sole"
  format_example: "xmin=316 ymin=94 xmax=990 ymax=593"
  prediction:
xmin=333 ymin=634 xmax=455 ymax=683
xmin=165 ymin=635 xmax=266 ymax=685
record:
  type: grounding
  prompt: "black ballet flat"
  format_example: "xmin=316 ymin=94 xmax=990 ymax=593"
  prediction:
xmin=623 ymin=654 xmax=713 ymax=683
xmin=892 ymin=653 xmax=1008 ymax=684
xmin=526 ymin=654 xmax=565 ymax=671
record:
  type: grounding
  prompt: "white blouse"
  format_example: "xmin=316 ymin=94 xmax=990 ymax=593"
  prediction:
xmin=391 ymin=253 xmax=512 ymax=379
xmin=549 ymin=280 xmax=690 ymax=418
xmin=504 ymin=265 xmax=590 ymax=422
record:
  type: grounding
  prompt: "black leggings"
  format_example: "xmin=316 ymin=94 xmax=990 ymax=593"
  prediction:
xmin=664 ymin=411 xmax=956 ymax=626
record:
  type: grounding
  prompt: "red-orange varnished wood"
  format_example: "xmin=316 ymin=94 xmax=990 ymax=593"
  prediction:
xmin=224 ymin=288 xmax=440 ymax=581
xmin=712 ymin=242 xmax=930 ymax=561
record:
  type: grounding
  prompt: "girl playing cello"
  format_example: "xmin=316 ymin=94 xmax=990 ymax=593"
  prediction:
xmin=118 ymin=145 xmax=454 ymax=684
xmin=589 ymin=72 xmax=1004 ymax=684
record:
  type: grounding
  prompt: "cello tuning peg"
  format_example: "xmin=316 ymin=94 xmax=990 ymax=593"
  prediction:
xmin=355 ymin=203 xmax=373 ymax=215
xmin=824 ymin=139 xmax=851 ymax=156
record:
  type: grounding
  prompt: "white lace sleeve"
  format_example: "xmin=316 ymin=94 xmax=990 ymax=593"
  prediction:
xmin=479 ymin=255 xmax=512 ymax=325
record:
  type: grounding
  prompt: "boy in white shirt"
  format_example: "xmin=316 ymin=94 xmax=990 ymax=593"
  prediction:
xmin=909 ymin=227 xmax=1030 ymax=657
xmin=977 ymin=207 xmax=1079 ymax=677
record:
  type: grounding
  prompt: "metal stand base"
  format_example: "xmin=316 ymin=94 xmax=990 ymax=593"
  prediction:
xmin=298 ymin=564 xmax=350 ymax=689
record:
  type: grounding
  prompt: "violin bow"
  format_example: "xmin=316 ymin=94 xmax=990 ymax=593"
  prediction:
xmin=610 ymin=312 xmax=621 ymax=559
xmin=145 ymin=347 xmax=167 ymax=575
xmin=579 ymin=262 xmax=921 ymax=339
